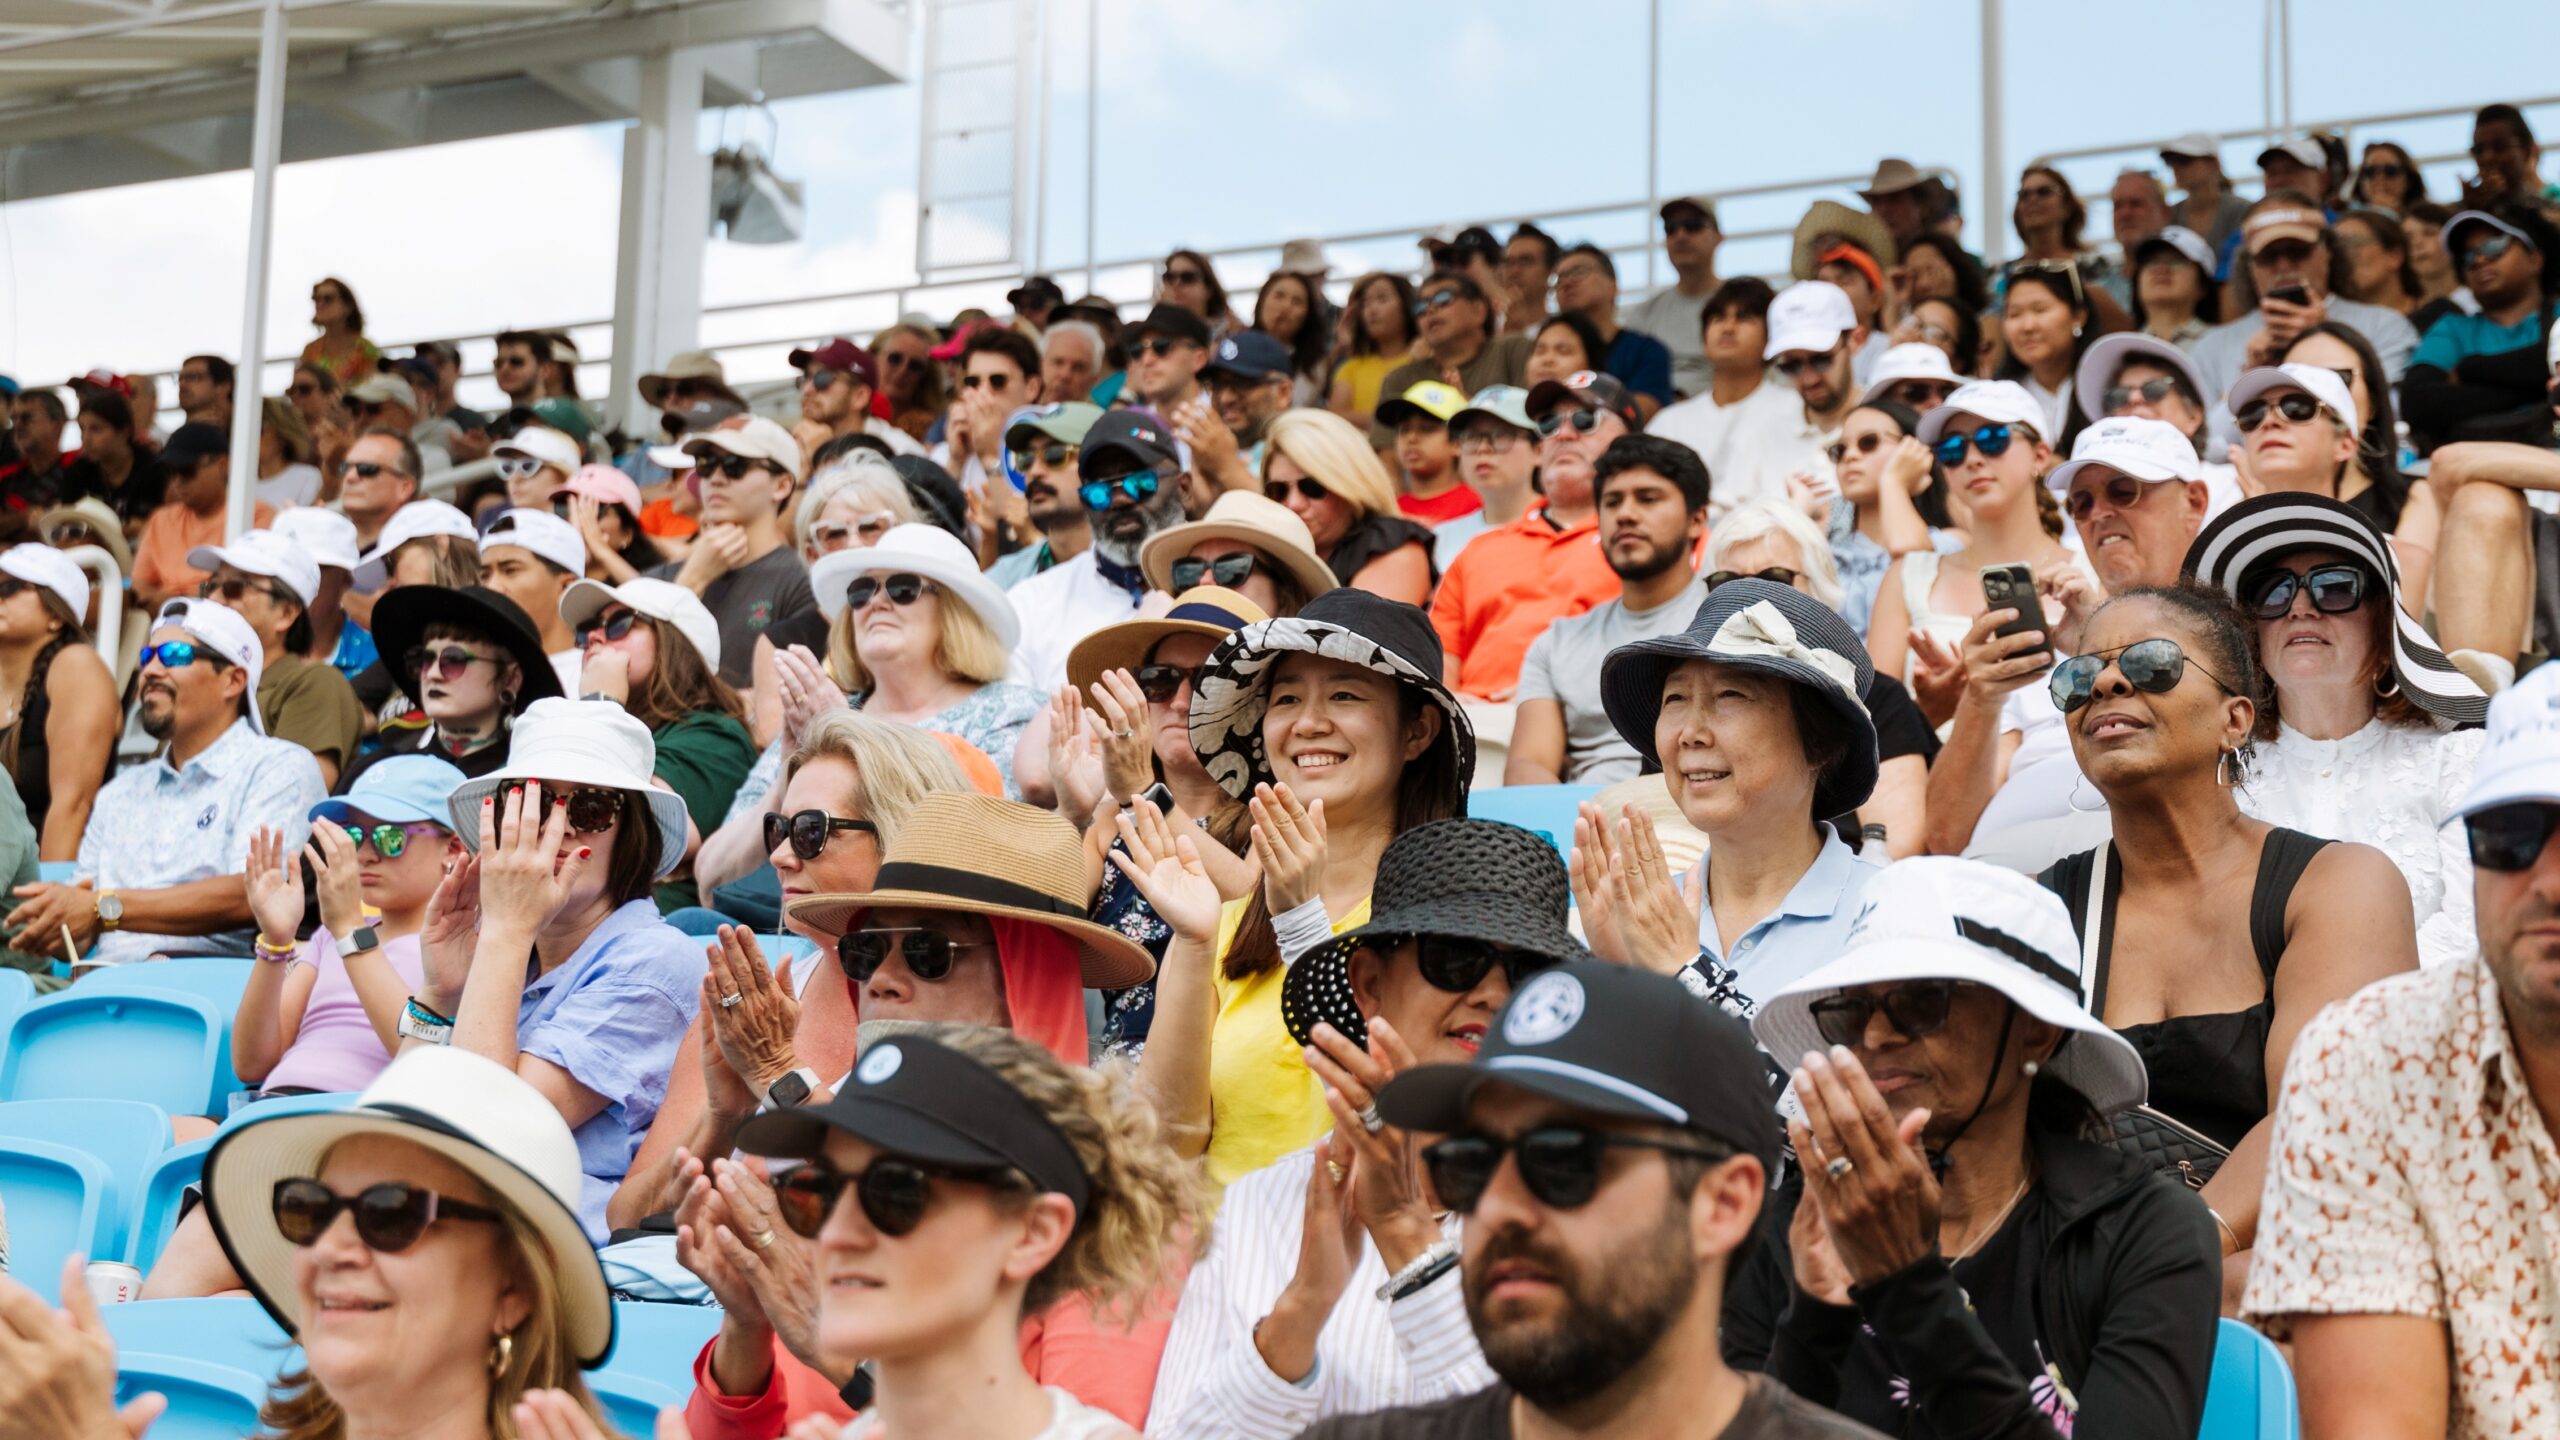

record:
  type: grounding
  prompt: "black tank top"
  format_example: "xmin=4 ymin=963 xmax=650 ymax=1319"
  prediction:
xmin=2039 ymin=828 xmax=2331 ymax=1149
xmin=1326 ymin=514 xmax=1440 ymax=590
xmin=7 ymin=633 xmax=102 ymax=833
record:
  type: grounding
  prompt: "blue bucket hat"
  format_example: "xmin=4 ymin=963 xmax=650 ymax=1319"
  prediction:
xmin=311 ymin=754 xmax=468 ymax=828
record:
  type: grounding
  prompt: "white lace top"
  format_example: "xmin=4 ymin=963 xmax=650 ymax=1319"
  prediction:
xmin=2239 ymin=718 xmax=2483 ymax=970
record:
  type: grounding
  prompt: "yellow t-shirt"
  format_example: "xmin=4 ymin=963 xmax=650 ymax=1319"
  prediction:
xmin=1332 ymin=354 xmax=1398 ymax=419
xmin=1203 ymin=894 xmax=1372 ymax=1192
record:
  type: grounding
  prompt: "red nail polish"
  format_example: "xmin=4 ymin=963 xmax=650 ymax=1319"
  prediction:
xmin=578 ymin=847 xmax=593 ymax=859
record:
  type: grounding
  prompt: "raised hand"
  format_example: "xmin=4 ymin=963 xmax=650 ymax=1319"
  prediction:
xmin=1090 ymin=669 xmax=1159 ymax=803
xmin=1248 ymin=782 xmax=1326 ymax=916
xmin=416 ymin=854 xmax=482 ymax=1010
xmin=1789 ymin=1047 xmax=1941 ymax=1286
xmin=245 ymin=826 xmax=306 ymax=950
xmin=773 ymin=645 xmax=846 ymax=756
xmin=1305 ymin=1017 xmax=1439 ymax=1270
xmin=705 ymin=925 xmax=800 ymax=1102
xmin=1108 ymin=799 xmax=1223 ymax=944
xmin=477 ymin=783 xmax=595 ymax=937
xmin=1044 ymin=686 xmax=1107 ymax=821
xmin=1580 ymin=803 xmax=1700 ymax=974
xmin=304 ymin=819 xmax=369 ymax=943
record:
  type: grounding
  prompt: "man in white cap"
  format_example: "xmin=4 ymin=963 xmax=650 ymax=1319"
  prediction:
xmin=1624 ymin=196 xmax=1724 ymax=399
xmin=1863 ymin=342 xmax=1963 ymax=414
xmin=3 ymin=599 xmax=324 ymax=967
xmin=2159 ymin=132 xmax=2248 ymax=255
xmin=271 ymin=507 xmax=376 ymax=682
xmin=186 ymin=529 xmax=362 ymax=786
xmin=1718 ymin=280 xmax=1864 ymax=519
xmin=2189 ymin=194 xmax=2419 ymax=439
xmin=478 ymin=508 xmax=588 ymax=694
xmin=647 ymin=416 xmax=815 ymax=687
xmin=492 ymin=424 xmax=583 ymax=510
xmin=1647 ymin=279 xmax=1799 ymax=524
xmin=2246 ymin=662 xmax=2560 ymax=1440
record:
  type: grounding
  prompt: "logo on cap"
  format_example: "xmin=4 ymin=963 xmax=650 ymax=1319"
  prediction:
xmin=1503 ymin=972 xmax=1586 ymax=1046
xmin=857 ymin=1045 xmax=904 ymax=1085
xmin=1564 ymin=370 xmax=1601 ymax=390
xmin=1218 ymin=339 xmax=1240 ymax=361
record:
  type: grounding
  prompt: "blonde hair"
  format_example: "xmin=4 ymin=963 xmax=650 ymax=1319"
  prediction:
xmin=783 ymin=709 xmax=970 ymax=840
xmin=828 ymin=585 xmax=1010 ymax=694
xmin=924 ymin=1024 xmax=1204 ymax=1320
xmin=1263 ymin=408 xmax=1398 ymax=518
xmin=256 ymin=1150 xmax=605 ymax=1440
xmin=796 ymin=455 xmax=920 ymax=556
xmin=262 ymin=397 xmax=315 ymax=465
xmin=396 ymin=535 xmax=481 ymax=590
xmin=1709 ymin=498 xmax=1849 ymax=612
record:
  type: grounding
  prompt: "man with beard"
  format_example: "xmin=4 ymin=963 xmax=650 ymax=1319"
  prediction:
xmin=988 ymin=402 xmax=1102 ymax=588
xmin=5 ymin=600 xmax=324 ymax=968
xmin=1507 ymin=435 xmax=1711 ymax=786
xmin=1301 ymin=963 xmax=1879 ymax=1439
xmin=1007 ymin=409 xmax=1186 ymax=692
xmin=1720 ymin=280 xmax=1864 ymax=518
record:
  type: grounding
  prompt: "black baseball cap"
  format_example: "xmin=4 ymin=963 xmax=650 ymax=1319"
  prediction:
xmin=1524 ymin=369 xmax=1643 ymax=430
xmin=160 ymin=422 xmax=229 ymax=472
xmin=1203 ymin=330 xmax=1293 ymax=383
xmin=1127 ymin=302 xmax=1211 ymax=352
xmin=1006 ymin=275 xmax=1067 ymax=311
xmin=736 ymin=1032 xmax=1091 ymax=1216
xmin=1378 ymin=962 xmax=1780 ymax=1172
xmin=1078 ymin=410 xmax=1181 ymax=479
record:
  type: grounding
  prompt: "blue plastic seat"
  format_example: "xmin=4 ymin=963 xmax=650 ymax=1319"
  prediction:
xmin=603 ymin=1299 xmax=724 ymax=1387
xmin=0 ymin=1099 xmax=170 ymax=1262
xmin=0 ymin=989 xmax=226 ymax=1115
xmin=112 ymin=1353 xmax=270 ymax=1440
xmin=1465 ymin=783 xmax=1603 ymax=855
xmin=0 ymin=968 xmax=35 ymax=1035
xmin=590 ymin=1369 xmax=686 ymax=1436
xmin=102 ymin=1298 xmax=299 ymax=1387
xmin=2199 ymin=1317 xmax=2301 ymax=1439
xmin=78 ymin=961 xmax=258 ymax=1108
xmin=0 ymin=1136 xmax=114 ymax=1301
xmin=129 ymin=1094 xmax=357 ymax=1269
xmin=36 ymin=860 xmax=75 ymax=884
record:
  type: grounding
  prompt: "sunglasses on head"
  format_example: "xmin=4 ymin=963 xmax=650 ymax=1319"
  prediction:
xmin=1266 ymin=476 xmax=1330 ymax=504
xmin=1807 ymin=979 xmax=1976 ymax=1048
xmin=342 ymin=822 xmax=442 ymax=860
xmin=839 ymin=925 xmax=987 ymax=984
xmin=2064 ymin=473 xmax=2157 ymax=521
xmin=577 ymin=609 xmax=639 ymax=647
xmin=1825 ymin=432 xmax=1888 ymax=465
xmin=2242 ymin=563 xmax=2368 ymax=620
xmin=810 ymin=511 xmax=896 ymax=550
xmin=406 ymin=645 xmax=499 ymax=682
xmin=2049 ymin=637 xmax=2239 ymax=714
xmin=1407 ymin=934 xmax=1558 ymax=994
xmin=1170 ymin=553 xmax=1257 ymax=591
xmin=2466 ymin=802 xmax=2560 ymax=873
xmin=137 ymin=640 xmax=207 ymax=671
xmin=694 ymin=454 xmax=768 ymax=482
xmin=1135 ymin=662 xmax=1205 ymax=703
xmin=1127 ymin=337 xmax=1184 ymax=361
xmin=271 ymin=1178 xmax=500 ymax=1253
xmin=339 ymin=460 xmax=407 ymax=481
xmin=1081 ymin=473 xmax=1161 ymax=511
xmin=847 ymin=574 xmax=935 ymax=610
xmin=1536 ymin=407 xmax=1602 ymax=438
xmin=1010 ymin=441 xmax=1078 ymax=472
xmin=1934 ymin=423 xmax=2016 ymax=467
xmin=2233 ymin=392 xmax=2327 ymax=433
xmin=1706 ymin=566 xmax=1800 ymax=591
xmin=764 ymin=809 xmax=877 ymax=860
xmin=772 ymin=1157 xmax=1007 ymax=1240
xmin=1773 ymin=347 xmax=1842 ymax=377
xmin=1422 ymin=1125 xmax=1731 ymax=1214
xmin=2105 ymin=376 xmax=2188 ymax=413
xmin=507 ymin=782 xmax=625 ymax=835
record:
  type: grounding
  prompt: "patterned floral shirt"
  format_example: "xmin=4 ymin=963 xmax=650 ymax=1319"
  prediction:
xmin=2244 ymin=954 xmax=2560 ymax=1439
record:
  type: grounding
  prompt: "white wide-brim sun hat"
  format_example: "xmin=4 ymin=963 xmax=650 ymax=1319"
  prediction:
xmin=808 ymin=522 xmax=1022 ymax=651
xmin=446 ymin=697 xmax=692 ymax=877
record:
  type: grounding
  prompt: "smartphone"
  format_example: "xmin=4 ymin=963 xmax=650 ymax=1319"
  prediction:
xmin=1980 ymin=563 xmax=2052 ymax=668
xmin=2267 ymin=283 xmax=2311 ymax=307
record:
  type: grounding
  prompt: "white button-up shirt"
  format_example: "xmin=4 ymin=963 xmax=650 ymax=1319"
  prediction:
xmin=1007 ymin=549 xmax=1165 ymax=694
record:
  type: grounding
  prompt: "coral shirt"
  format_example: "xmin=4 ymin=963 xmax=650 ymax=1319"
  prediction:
xmin=1427 ymin=507 xmax=1620 ymax=701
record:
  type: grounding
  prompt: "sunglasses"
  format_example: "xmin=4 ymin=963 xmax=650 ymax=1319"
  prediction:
xmin=2462 ymin=234 xmax=2522 ymax=269
xmin=2251 ymin=240 xmax=2318 ymax=270
xmin=1705 ymin=566 xmax=1801 ymax=591
xmin=1456 ymin=425 xmax=1526 ymax=452
xmin=2242 ymin=563 xmax=2368 ymax=620
xmin=339 ymin=460 xmax=408 ymax=481
xmin=287 ymin=383 xmax=321 ymax=399
xmin=694 ymin=454 xmax=768 ymax=482
xmin=839 ymin=926 xmax=987 ymax=984
xmin=2064 ymin=474 xmax=2155 ymax=521
xmin=1422 ymin=1125 xmax=1730 ymax=1215
xmin=799 ymin=368 xmax=846 ymax=391
xmin=1773 ymin=347 xmax=1842 ymax=377
xmin=847 ymin=574 xmax=935 ymax=610
xmin=342 ymin=822 xmax=444 ymax=860
xmin=773 ymin=1157 xmax=1004 ymax=1240
xmin=959 ymin=373 xmax=1012 ymax=392
xmin=764 ymin=809 xmax=878 ymax=860
xmin=1134 ymin=662 xmax=1206 ymax=703
xmin=2233 ymin=393 xmax=2327 ymax=433
xmin=494 ymin=456 xmax=549 ymax=481
xmin=1664 ymin=215 xmax=1714 ymax=236
xmin=1081 ymin=473 xmax=1161 ymax=511
xmin=500 ymin=782 xmax=626 ymax=835
xmin=1127 ymin=337 xmax=1185 ymax=361
xmin=2466 ymin=802 xmax=2559 ymax=873
xmin=2049 ymin=637 xmax=2240 ymax=714
xmin=1933 ymin=423 xmax=2016 ymax=466
xmin=271 ymin=1178 xmax=500 ymax=1253
xmin=1807 ymin=979 xmax=1976 ymax=1049
xmin=405 ymin=645 xmax=500 ymax=682
xmin=46 ymin=521 xmax=100 ymax=546
xmin=577 ymin=609 xmax=639 ymax=647
xmin=2360 ymin=161 xmax=2409 ymax=180
xmin=1825 ymin=432 xmax=1887 ymax=466
xmin=1412 ymin=290 xmax=1465 ymax=318
xmin=1886 ymin=381 xmax=1956 ymax=407
xmin=0 ymin=577 xmax=32 ymax=603
xmin=1536 ymin=408 xmax=1602 ymax=438
xmin=1161 ymin=268 xmax=1205 ymax=287
xmin=137 ymin=641 xmax=207 ymax=670
xmin=200 ymin=575 xmax=292 ymax=607
xmin=2104 ymin=377 xmax=2188 ymax=413
xmin=1170 ymin=553 xmax=1256 ymax=591
xmin=1010 ymin=442 xmax=1078 ymax=472
xmin=1266 ymin=476 xmax=1330 ymax=504
xmin=1409 ymin=935 xmax=1557 ymax=994
xmin=810 ymin=511 xmax=896 ymax=550
xmin=2018 ymin=183 xmax=2064 ymax=201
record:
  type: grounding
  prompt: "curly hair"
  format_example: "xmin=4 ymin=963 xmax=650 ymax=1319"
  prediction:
xmin=2088 ymin=582 xmax=2266 ymax=753
xmin=924 ymin=1024 xmax=1206 ymax=1321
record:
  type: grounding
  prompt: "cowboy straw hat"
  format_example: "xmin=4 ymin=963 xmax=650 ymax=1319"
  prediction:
xmin=1066 ymin=586 xmax=1268 ymax=699
xmin=1791 ymin=199 xmax=1899 ymax=281
xmin=1139 ymin=490 xmax=1340 ymax=601
xmin=447 ymin=698 xmax=693 ymax=877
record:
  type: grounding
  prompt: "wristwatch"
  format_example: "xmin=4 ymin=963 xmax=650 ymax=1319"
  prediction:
xmin=94 ymin=891 xmax=123 ymax=932
xmin=761 ymin=1067 xmax=823 ymax=1111
xmin=336 ymin=925 xmax=382 ymax=955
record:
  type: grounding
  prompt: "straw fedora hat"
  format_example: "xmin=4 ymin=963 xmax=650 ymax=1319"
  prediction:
xmin=1066 ymin=586 xmax=1267 ymax=698
xmin=789 ymin=792 xmax=1156 ymax=989
xmin=1791 ymin=199 xmax=1899 ymax=280
xmin=200 ymin=1047 xmax=615 ymax=1367
xmin=1139 ymin=489 xmax=1340 ymax=601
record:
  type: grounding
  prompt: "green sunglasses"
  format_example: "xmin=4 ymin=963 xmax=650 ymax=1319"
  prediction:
xmin=341 ymin=822 xmax=445 ymax=859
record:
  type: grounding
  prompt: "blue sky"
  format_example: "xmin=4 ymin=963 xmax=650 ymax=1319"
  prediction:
xmin=2 ymin=0 xmax=2556 ymax=402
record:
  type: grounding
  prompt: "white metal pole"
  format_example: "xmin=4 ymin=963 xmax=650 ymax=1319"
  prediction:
xmin=2260 ymin=0 xmax=2275 ymax=147
xmin=1979 ymin=0 xmax=2004 ymax=268
xmin=1644 ymin=0 xmax=1659 ymax=292
xmin=1082 ymin=0 xmax=1098 ymax=294
xmin=227 ymin=0 xmax=287 ymax=542
xmin=2278 ymin=0 xmax=2293 ymax=136
xmin=1032 ymin=0 xmax=1052 ymax=275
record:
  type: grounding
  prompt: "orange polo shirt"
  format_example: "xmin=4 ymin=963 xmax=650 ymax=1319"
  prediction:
xmin=132 ymin=498 xmax=276 ymax=603
xmin=1429 ymin=506 xmax=1621 ymax=700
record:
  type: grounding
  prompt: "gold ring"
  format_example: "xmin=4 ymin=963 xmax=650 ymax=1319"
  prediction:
xmin=751 ymin=1229 xmax=777 ymax=1251
xmin=1324 ymin=1161 xmax=1346 ymax=1185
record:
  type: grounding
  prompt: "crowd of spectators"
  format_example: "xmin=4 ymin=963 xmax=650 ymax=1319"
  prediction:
xmin=0 ymin=104 xmax=2557 ymax=1440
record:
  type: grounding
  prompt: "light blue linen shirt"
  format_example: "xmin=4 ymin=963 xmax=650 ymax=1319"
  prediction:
xmin=514 ymin=898 xmax=704 ymax=1242
xmin=77 ymin=718 xmax=326 ymax=966
xmin=1677 ymin=821 xmax=1878 ymax=1023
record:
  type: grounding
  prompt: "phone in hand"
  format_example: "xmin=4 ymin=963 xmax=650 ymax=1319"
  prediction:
xmin=1980 ymin=563 xmax=2053 ymax=669
xmin=2267 ymin=283 xmax=2311 ymax=307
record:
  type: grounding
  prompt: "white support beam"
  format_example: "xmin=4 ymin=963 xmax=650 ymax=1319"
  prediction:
xmin=226 ymin=0 xmax=284 ymax=541
xmin=606 ymin=46 xmax=708 ymax=437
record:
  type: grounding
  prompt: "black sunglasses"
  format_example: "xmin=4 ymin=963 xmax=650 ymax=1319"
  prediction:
xmin=1825 ymin=431 xmax=1887 ymax=465
xmin=1170 ymin=553 xmax=1257 ymax=591
xmin=694 ymin=454 xmax=768 ymax=482
xmin=2242 ymin=564 xmax=2368 ymax=620
xmin=1536 ymin=407 xmax=1602 ymax=438
xmin=959 ymin=373 xmax=1012 ymax=392
xmin=1773 ymin=347 xmax=1841 ymax=378
xmin=1807 ymin=980 xmax=1977 ymax=1049
xmin=405 ymin=645 xmax=500 ymax=683
xmin=2049 ymin=637 xmax=2241 ymax=714
xmin=1161 ymin=268 xmax=1205 ymax=287
xmin=773 ymin=1157 xmax=1007 ymax=1240
xmin=1423 ymin=1126 xmax=1730 ymax=1214
xmin=1664 ymin=215 xmax=1714 ymax=236
xmin=271 ymin=1178 xmax=501 ymax=1253
xmin=846 ymin=574 xmax=935 ymax=610
xmin=1409 ymin=935 xmax=1558 ymax=994
xmin=200 ymin=574 xmax=294 ymax=607
xmin=577 ymin=609 xmax=640 ymax=647
xmin=1412 ymin=290 xmax=1464 ymax=318
xmin=2467 ymin=802 xmax=2559 ymax=873
xmin=0 ymin=577 xmax=33 ymax=603
xmin=838 ymin=926 xmax=986 ymax=984
xmin=1135 ymin=662 xmax=1205 ymax=703
xmin=2234 ymin=393 xmax=2326 ymax=433
xmin=1265 ymin=476 xmax=1329 ymax=504
xmin=2461 ymin=233 xmax=2522 ymax=269
xmin=1127 ymin=337 xmax=1185 ymax=361
xmin=1706 ymin=567 xmax=1800 ymax=591
xmin=764 ymin=809 xmax=877 ymax=860
xmin=497 ymin=782 xmax=624 ymax=835
xmin=2104 ymin=376 xmax=2189 ymax=413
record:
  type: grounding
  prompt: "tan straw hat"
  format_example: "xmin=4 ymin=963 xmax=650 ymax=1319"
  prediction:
xmin=1066 ymin=586 xmax=1268 ymax=698
xmin=1138 ymin=489 xmax=1339 ymax=600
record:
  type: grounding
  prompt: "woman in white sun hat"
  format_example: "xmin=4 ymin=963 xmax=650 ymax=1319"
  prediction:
xmin=0 ymin=543 xmax=117 ymax=860
xmin=1726 ymin=856 xmax=2220 ymax=1439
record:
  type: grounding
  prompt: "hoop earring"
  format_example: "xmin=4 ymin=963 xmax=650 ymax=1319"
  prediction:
xmin=488 ymin=1331 xmax=513 ymax=1378
xmin=2067 ymin=773 xmax=2107 ymax=813
xmin=2375 ymin=669 xmax=2401 ymax=699
xmin=2216 ymin=748 xmax=2238 ymax=787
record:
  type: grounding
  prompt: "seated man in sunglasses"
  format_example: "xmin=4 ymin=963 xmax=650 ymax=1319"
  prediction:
xmin=1008 ymin=410 xmax=1188 ymax=695
xmin=1148 ymin=818 xmax=1586 ymax=1438
xmin=2247 ymin=664 xmax=2560 ymax=1440
xmin=187 ymin=527 xmax=364 ymax=788
xmin=1721 ymin=858 xmax=2220 ymax=1439
xmin=647 ymin=416 xmax=816 ymax=688
xmin=1308 ymin=964 xmax=1876 ymax=1440
xmin=6 ymin=600 xmax=325 ymax=968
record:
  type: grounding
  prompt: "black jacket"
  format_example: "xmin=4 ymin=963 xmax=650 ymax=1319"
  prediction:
xmin=1721 ymin=1121 xmax=2220 ymax=1440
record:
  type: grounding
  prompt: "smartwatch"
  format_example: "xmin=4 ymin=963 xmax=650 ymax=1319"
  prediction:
xmin=337 ymin=925 xmax=382 ymax=955
xmin=762 ymin=1067 xmax=823 ymax=1111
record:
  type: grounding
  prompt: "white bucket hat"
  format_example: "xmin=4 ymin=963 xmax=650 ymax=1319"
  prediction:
xmin=808 ymin=522 xmax=1020 ymax=651
xmin=199 ymin=1046 xmax=614 ymax=1367
xmin=1753 ymin=856 xmax=2148 ymax=1117
xmin=186 ymin=528 xmax=323 ymax=608
xmin=558 ymin=575 xmax=723 ymax=674
xmin=447 ymin=697 xmax=692 ymax=876
xmin=151 ymin=597 xmax=267 ymax=734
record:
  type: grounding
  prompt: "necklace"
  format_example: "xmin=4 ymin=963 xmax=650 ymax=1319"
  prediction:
xmin=1948 ymin=1177 xmax=2031 ymax=1261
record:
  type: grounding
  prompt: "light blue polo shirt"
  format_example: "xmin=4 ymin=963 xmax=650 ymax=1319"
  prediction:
xmin=1676 ymin=822 xmax=1878 ymax=1024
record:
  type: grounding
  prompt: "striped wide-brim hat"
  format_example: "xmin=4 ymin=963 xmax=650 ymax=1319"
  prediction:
xmin=2183 ymin=492 xmax=2487 ymax=729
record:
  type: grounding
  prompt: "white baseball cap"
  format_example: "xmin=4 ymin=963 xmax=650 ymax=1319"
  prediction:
xmin=2158 ymin=132 xmax=2220 ymax=162
xmin=492 ymin=426 xmax=583 ymax=475
xmin=1866 ymin=343 xmax=1961 ymax=390
xmin=2227 ymin=363 xmax=2359 ymax=437
xmin=150 ymin=597 xmax=267 ymax=733
xmin=683 ymin=415 xmax=805 ymax=483
xmin=558 ymin=576 xmax=722 ymax=673
xmin=2256 ymin=136 xmax=2326 ymax=172
xmin=479 ymin=507 xmax=587 ymax=578
xmin=1763 ymin=280 xmax=1859 ymax=360
xmin=2137 ymin=224 xmax=2216 ymax=272
xmin=186 ymin=528 xmax=323 ymax=608
xmin=2044 ymin=416 xmax=2205 ymax=496
xmin=2455 ymin=662 xmax=2560 ymax=819
xmin=0 ymin=544 xmax=90 ymax=621
xmin=1915 ymin=380 xmax=2048 ymax=447
xmin=354 ymin=499 xmax=479 ymax=592
xmin=270 ymin=507 xmax=360 ymax=573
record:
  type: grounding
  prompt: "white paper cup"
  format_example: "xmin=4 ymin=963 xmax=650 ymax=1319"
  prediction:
xmin=84 ymin=1261 xmax=142 ymax=1306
